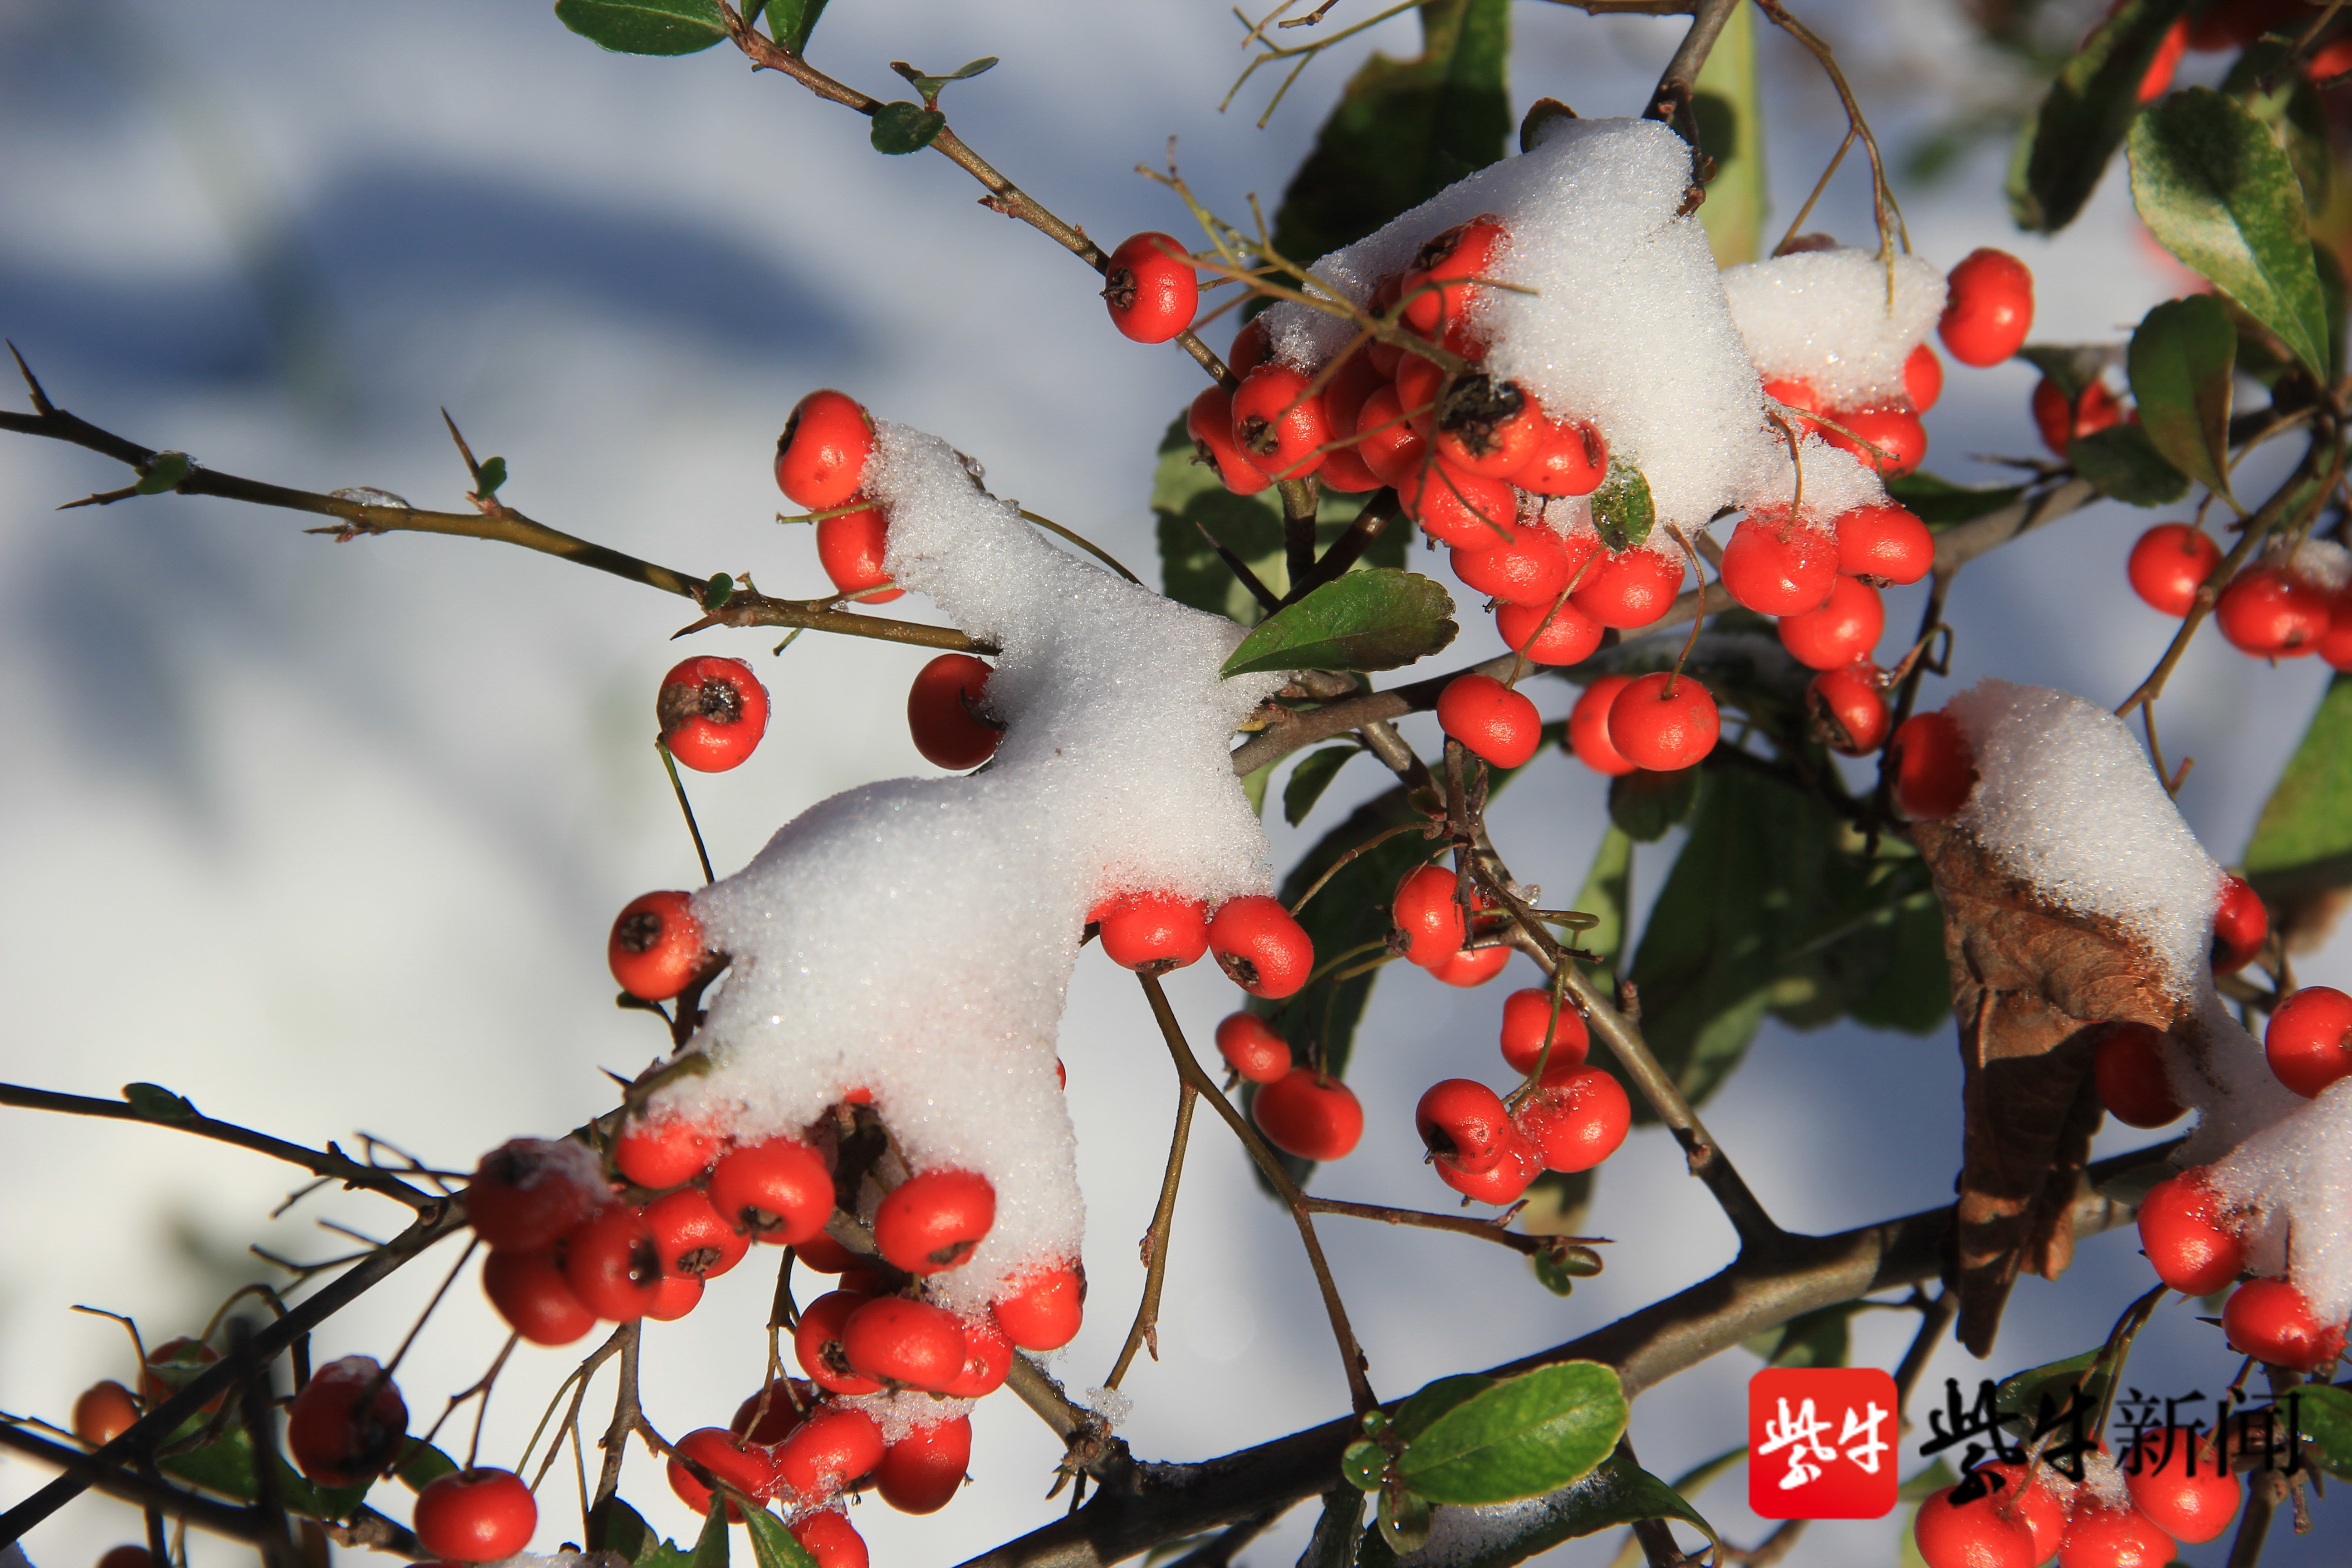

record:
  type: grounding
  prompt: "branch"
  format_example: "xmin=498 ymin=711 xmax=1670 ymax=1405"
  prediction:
xmin=0 ymin=1426 xmax=262 ymax=1543
xmin=1644 ymin=0 xmax=1743 ymax=140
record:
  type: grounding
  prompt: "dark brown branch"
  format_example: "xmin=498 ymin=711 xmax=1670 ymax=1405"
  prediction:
xmin=0 ymin=1426 xmax=262 ymax=1543
xmin=1644 ymin=0 xmax=1744 ymax=140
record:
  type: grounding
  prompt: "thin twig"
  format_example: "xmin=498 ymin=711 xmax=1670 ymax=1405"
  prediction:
xmin=1104 ymin=1080 xmax=1200 ymax=1390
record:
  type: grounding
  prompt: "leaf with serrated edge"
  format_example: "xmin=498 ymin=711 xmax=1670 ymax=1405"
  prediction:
xmin=1284 ymin=745 xmax=1361 ymax=827
xmin=553 ymin=0 xmax=727 ymax=56
xmin=1220 ymin=568 xmax=1456 ymax=677
xmin=2131 ymin=88 xmax=2331 ymax=378
xmin=2127 ymin=295 xmax=2236 ymax=504
xmin=1397 ymin=1362 xmax=1627 ymax=1505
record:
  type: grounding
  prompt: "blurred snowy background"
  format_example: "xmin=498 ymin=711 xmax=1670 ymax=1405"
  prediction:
xmin=0 ymin=2 xmax=2344 ymax=1565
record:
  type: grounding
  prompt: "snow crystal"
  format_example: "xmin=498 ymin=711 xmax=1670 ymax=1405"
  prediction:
xmin=1719 ymin=247 xmax=1945 ymax=409
xmin=2206 ymin=1077 xmax=2352 ymax=1323
xmin=1082 ymin=1384 xmax=1133 ymax=1430
xmin=1391 ymin=1464 xmax=1622 ymax=1567
xmin=1742 ymin=436 xmax=1888 ymax=529
xmin=839 ymin=1389 xmax=976 ymax=1446
xmin=2071 ymin=1450 xmax=2130 ymax=1511
xmin=329 ymin=486 xmax=411 ymax=509
xmin=2289 ymin=537 xmax=2350 ymax=592
xmin=1944 ymin=680 xmax=2221 ymax=998
xmin=651 ymin=423 xmax=1287 ymax=1314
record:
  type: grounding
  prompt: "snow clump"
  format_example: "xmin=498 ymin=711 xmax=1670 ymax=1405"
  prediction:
xmin=1720 ymin=245 xmax=1945 ymax=409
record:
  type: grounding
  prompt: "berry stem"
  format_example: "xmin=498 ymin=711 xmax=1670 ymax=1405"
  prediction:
xmin=1103 ymin=1079 xmax=1200 ymax=1392
xmin=655 ymin=740 xmax=716 ymax=887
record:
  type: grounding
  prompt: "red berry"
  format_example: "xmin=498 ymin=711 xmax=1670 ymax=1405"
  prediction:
xmin=1230 ymin=364 xmax=1330 ymax=480
xmin=2032 ymin=377 xmax=2125 ymax=457
xmin=841 ymin=1297 xmax=968 ymax=1392
xmin=2213 ymin=873 xmax=2269 ymax=973
xmin=1392 ymin=864 xmax=1468 ymax=967
xmin=1097 ymin=892 xmax=1211 ymax=971
xmin=2226 ymin=1276 xmax=2347 ymax=1370
xmin=1430 ymin=943 xmax=1512 ymax=987
xmin=793 ymin=1231 xmax=859 ymax=1274
xmin=1496 ymin=596 xmax=1604 ymax=666
xmin=906 ymin=653 xmax=1002 ymax=770
xmin=774 ymin=390 xmax=874 ymax=511
xmin=773 ymin=1403 xmax=885 ymax=1499
xmin=939 ymin=1315 xmax=1013 ymax=1397
xmin=71 ymin=1382 xmax=139 ymax=1449
xmin=1415 ymin=1078 xmax=1512 ymax=1171
xmin=992 ymin=1264 xmax=1085 ymax=1351
xmin=642 ymin=1186 xmax=751 ymax=1279
xmin=1393 ymin=352 xmax=1446 ymax=435
xmin=1939 ymin=250 xmax=2035 ymax=368
xmin=1318 ymin=438 xmax=1385 ymax=494
xmin=138 ymin=1338 xmax=221 ymax=1412
xmin=2137 ymin=1168 xmax=2246 ymax=1295
xmin=707 ymin=1137 xmax=834 ymax=1246
xmin=1499 ymin=989 xmax=1591 ymax=1078
xmin=876 ymin=1416 xmax=971 ymax=1515
xmin=1433 ymin=376 xmax=1545 ymax=478
xmin=1912 ymin=1484 xmax=2037 ymax=1568
xmin=562 ymin=1206 xmax=663 ymax=1321
xmin=1103 ymin=232 xmax=1197 ymax=344
xmin=1215 ymin=1011 xmax=1294 ymax=1084
xmin=1833 ymin=504 xmax=1934 ymax=585
xmin=1807 ymin=665 xmax=1891 ymax=756
xmin=814 ymin=507 xmax=901 ymax=604
xmin=730 ymin=1379 xmax=812 ymax=1446
xmin=1352 ymin=385 xmax=1429 ymax=487
xmin=1779 ymin=574 xmax=1885 ymax=670
xmin=794 ymin=1290 xmax=883 ymax=1396
xmin=1905 ymin=343 xmax=1945 ymax=412
xmin=1436 ymin=674 xmax=1543 ymax=768
xmin=1229 ymin=316 xmax=1272 ymax=378
xmin=2056 ymin=1503 xmax=2174 ymax=1568
xmin=286 ymin=1356 xmax=407 ymax=1489
xmin=1188 ymin=385 xmax=1274 ymax=497
xmin=789 ymin=1510 xmax=868 ymax=1568
xmin=2094 ymin=1022 xmax=2184 ymax=1128
xmin=2127 ymin=523 xmax=2221 ymax=617
xmin=1722 ymin=514 xmax=1840 ymax=616
xmin=1397 ymin=461 xmax=1517 ymax=548
xmin=483 ymin=1247 xmax=597 ymax=1346
xmin=1433 ymin=1130 xmax=1541 ymax=1204
xmin=1606 ymin=672 xmax=1719 ymax=772
xmin=1512 ymin=416 xmax=1607 ymax=497
xmin=2267 ymin=984 xmax=2352 ymax=1097
xmin=874 ymin=1169 xmax=996 ymax=1276
xmin=1513 ymin=1068 xmax=1630 ymax=1172
xmin=1321 ymin=348 xmax=1385 ymax=440
xmin=1570 ymin=548 xmax=1683 ymax=630
xmin=1891 ymin=711 xmax=1976 ymax=819
xmin=413 ymin=1469 xmax=536 ymax=1563
xmin=1401 ymin=215 xmax=1507 ymax=335
xmin=2324 ymin=591 xmax=2352 ymax=669
xmin=2122 ymin=1427 xmax=2241 ymax=1544
xmin=1972 ymin=1463 xmax=2068 ymax=1563
xmin=1207 ymin=896 xmax=1315 ymax=999
xmin=1567 ymin=674 xmax=1637 ymax=775
xmin=613 ymin=1115 xmax=719 ymax=1190
xmin=646 ymin=1271 xmax=702 ymax=1321
xmin=1762 ymin=376 xmax=1823 ymax=435
xmin=1451 ymin=522 xmax=1582 ymax=607
xmin=1823 ymin=406 xmax=1928 ymax=478
xmin=658 ymin=656 xmax=770 ymax=773
xmin=666 ymin=1426 xmax=777 ymax=1519
xmin=1253 ymin=1068 xmax=1364 ymax=1161
xmin=607 ymin=891 xmax=707 ymax=1003
xmin=468 ymin=1139 xmax=604 ymax=1253
xmin=2216 ymin=563 xmax=2332 ymax=657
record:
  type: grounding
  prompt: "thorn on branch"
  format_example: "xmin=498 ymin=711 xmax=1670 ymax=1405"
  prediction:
xmin=9 ymin=340 xmax=55 ymax=415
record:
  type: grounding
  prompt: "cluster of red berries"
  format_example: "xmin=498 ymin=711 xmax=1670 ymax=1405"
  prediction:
xmin=2139 ymin=1162 xmax=2347 ymax=1363
xmin=1086 ymin=887 xmax=1317 ymax=996
xmin=2125 ymin=523 xmax=2352 ymax=666
xmin=1914 ymin=1433 xmax=2243 ymax=1568
xmin=1413 ymin=986 xmax=1630 ymax=1205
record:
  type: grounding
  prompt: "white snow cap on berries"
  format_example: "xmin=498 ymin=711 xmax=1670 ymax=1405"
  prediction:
xmin=1744 ymin=436 xmax=1889 ymax=528
xmin=2206 ymin=1076 xmax=2352 ymax=1324
xmin=652 ymin=423 xmax=1285 ymax=1314
xmin=2288 ymin=536 xmax=2351 ymax=591
xmin=1719 ymin=246 xmax=1946 ymax=409
xmin=840 ymin=1388 xmax=977 ymax=1446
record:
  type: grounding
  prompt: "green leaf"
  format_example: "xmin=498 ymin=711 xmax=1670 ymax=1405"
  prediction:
xmin=703 ymin=572 xmax=736 ymax=611
xmin=688 ymin=1495 xmax=729 ymax=1568
xmin=764 ymin=0 xmax=826 ymax=54
xmin=1396 ymin=1375 xmax=1496 ymax=1442
xmin=1343 ymin=1440 xmax=1388 ymax=1492
xmin=741 ymin=1504 xmax=819 ymax=1568
xmin=1529 ymin=1238 xmax=1602 ymax=1297
xmin=1883 ymin=471 xmax=2027 ymax=528
xmin=2130 ymin=87 xmax=2332 ymax=379
xmin=1606 ymin=768 xmax=1698 ymax=844
xmin=1691 ymin=0 xmax=1764 ymax=268
xmin=1567 ymin=824 xmax=1632 ymax=981
xmin=600 ymin=1501 xmax=691 ymax=1568
xmin=1742 ymin=1302 xmax=1858 ymax=1369
xmin=123 ymin=1082 xmax=197 ymax=1122
xmin=1995 ymin=1347 xmax=2107 ymax=1432
xmin=894 ymin=56 xmax=997 ymax=102
xmin=1664 ymin=1444 xmax=1746 ymax=1503
xmin=2015 ymin=344 xmax=2116 ymax=402
xmin=474 ymin=456 xmax=508 ymax=499
xmin=155 ymin=1417 xmax=368 ymax=1522
xmin=2244 ymin=674 xmax=2352 ymax=922
xmin=553 ymin=0 xmax=728 ymax=56
xmin=1301 ymin=1487 xmax=1366 ymax=1568
xmin=1241 ymin=758 xmax=1274 ymax=818
xmin=2067 ymin=422 xmax=2189 ymax=505
xmin=1269 ymin=0 xmax=1510 ymax=265
xmin=2292 ymin=1384 xmax=2352 ymax=1478
xmin=1376 ymin=1485 xmax=1432 ymax=1556
xmin=1357 ymin=1449 xmax=1721 ymax=1568
xmin=2126 ymin=295 xmax=2237 ymax=503
xmin=1285 ymin=745 xmax=1363 ymax=827
xmin=134 ymin=451 xmax=191 ymax=495
xmin=869 ymin=102 xmax=947 ymax=155
xmin=1397 ymin=1362 xmax=1627 ymax=1505
xmin=394 ymin=1441 xmax=459 ymax=1492
xmin=1588 ymin=465 xmax=1654 ymax=553
xmin=2007 ymin=0 xmax=2190 ymax=234
xmin=1898 ymin=1457 xmax=1962 ymax=1503
xmin=1220 ymin=568 xmax=1457 ymax=677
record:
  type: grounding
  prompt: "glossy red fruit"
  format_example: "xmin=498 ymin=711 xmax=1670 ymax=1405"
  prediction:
xmin=939 ymin=1315 xmax=1014 ymax=1398
xmin=789 ymin=1510 xmax=868 ymax=1568
xmin=814 ymin=507 xmax=900 ymax=603
xmin=1939 ymin=250 xmax=2035 ymax=368
xmin=1722 ymin=514 xmax=1840 ymax=615
xmin=841 ymin=1297 xmax=968 ymax=1392
xmin=2212 ymin=873 xmax=2269 ymax=973
xmin=1231 ymin=364 xmax=1330 ymax=480
xmin=1352 ymin=384 xmax=1429 ymax=486
xmin=413 ymin=1469 xmax=536 ymax=1563
xmin=613 ymin=1115 xmax=720 ymax=1191
xmin=2330 ymin=595 xmax=2352 ymax=671
xmin=1808 ymin=664 xmax=1891 ymax=756
xmin=72 ymin=1381 xmax=139 ymax=1448
xmin=1189 ymin=385 xmax=1273 ymax=496
xmin=1215 ymin=1011 xmax=1294 ymax=1084
xmin=2127 ymin=523 xmax=2221 ymax=617
xmin=2267 ymin=985 xmax=2352 ymax=1097
xmin=468 ymin=1139 xmax=604 ymax=1253
xmin=1513 ymin=416 xmax=1607 ymax=497
xmin=1891 ymin=711 xmax=1976 ymax=819
xmin=2226 ymin=1276 xmax=2348 ymax=1370
xmin=1905 ymin=343 xmax=1945 ymax=411
xmin=1397 ymin=461 xmax=1517 ymax=547
xmin=795 ymin=1290 xmax=883 ymax=1396
xmin=1320 ymin=348 xmax=1385 ymax=440
xmin=667 ymin=1426 xmax=777 ymax=1518
xmin=1972 ymin=1463 xmax=2068 ymax=1563
xmin=1513 ymin=1068 xmax=1631 ymax=1172
xmin=2140 ymin=14 xmax=2190 ymax=101
xmin=1762 ymin=376 xmax=1823 ymax=435
xmin=1392 ymin=864 xmax=1468 ymax=967
xmin=642 ymin=1187 xmax=750 ymax=1280
xmin=1913 ymin=1484 xmax=2038 ymax=1568
xmin=1606 ymin=672 xmax=1719 ymax=772
xmin=993 ymin=1264 xmax=1085 ymax=1351
xmin=730 ymin=1379 xmax=813 ymax=1446
xmin=2032 ymin=377 xmax=2125 ymax=457
xmin=2216 ymin=563 xmax=2332 ymax=656
xmin=775 ymin=390 xmax=874 ymax=511
xmin=1823 ymin=407 xmax=1927 ymax=478
xmin=1208 ymin=895 xmax=1315 ymax=999
xmin=608 ymin=891 xmax=706 ymax=1003
xmin=1570 ymin=548 xmax=1683 ymax=630
xmin=1567 ymin=675 xmax=1637 ymax=776
xmin=1393 ymin=352 xmax=1446 ymax=435
xmin=774 ymin=1404 xmax=886 ymax=1499
xmin=287 ymin=1356 xmax=407 ymax=1488
xmin=1833 ymin=504 xmax=1934 ymax=585
xmin=1433 ymin=1130 xmax=1541 ymax=1203
xmin=1098 ymin=892 xmax=1211 ymax=971
xmin=2057 ymin=1503 xmax=2174 ymax=1568
xmin=659 ymin=656 xmax=771 ymax=773
xmin=708 ymin=1138 xmax=833 ymax=1246
xmin=1437 ymin=674 xmax=1543 ymax=769
xmin=562 ymin=1207 xmax=663 ymax=1321
xmin=645 ymin=1271 xmax=703 ymax=1321
xmin=1401 ymin=215 xmax=1507 ymax=334
xmin=2122 ymin=1428 xmax=2241 ymax=1544
xmin=874 ymin=1169 xmax=996 ymax=1276
xmin=1431 ymin=943 xmax=1511 ymax=988
xmin=1230 ymin=315 xmax=1272 ymax=378
xmin=1416 ymin=1078 xmax=1513 ymax=1172
xmin=2137 ymin=1168 xmax=2245 ymax=1294
xmin=907 ymin=653 xmax=1002 ymax=770
xmin=793 ymin=1232 xmax=859 ymax=1274
xmin=1496 ymin=596 xmax=1603 ymax=666
xmin=1103 ymin=232 xmax=1197 ymax=343
xmin=1253 ymin=1068 xmax=1364 ymax=1161
xmin=1499 ymin=988 xmax=1590 ymax=1078
xmin=2094 ymin=1022 xmax=2184 ymax=1128
xmin=876 ymin=1416 xmax=971 ymax=1515
xmin=1452 ymin=522 xmax=1580 ymax=607
xmin=1779 ymin=575 xmax=1884 ymax=670
xmin=1318 ymin=441 xmax=1385 ymax=494
xmin=1434 ymin=376 xmax=1545 ymax=478
xmin=484 ymin=1247 xmax=597 ymax=1346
